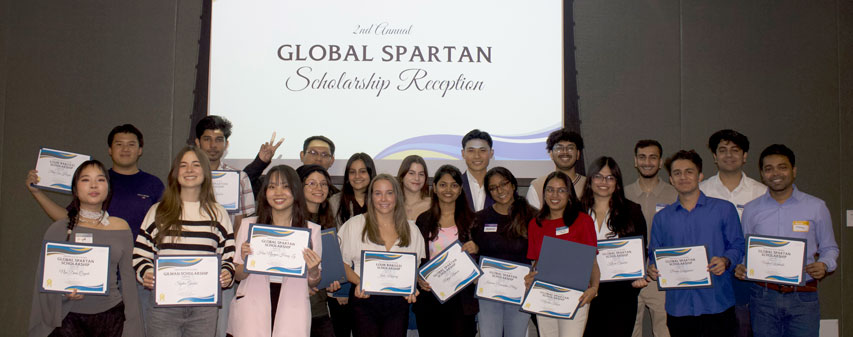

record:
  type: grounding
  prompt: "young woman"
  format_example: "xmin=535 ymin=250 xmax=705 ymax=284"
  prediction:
xmin=228 ymin=165 xmax=323 ymax=337
xmin=471 ymin=167 xmax=536 ymax=337
xmin=579 ymin=157 xmax=647 ymax=337
xmin=338 ymin=174 xmax=426 ymax=337
xmin=29 ymin=160 xmax=142 ymax=337
xmin=330 ymin=153 xmax=376 ymax=226
xmin=413 ymin=165 xmax=478 ymax=337
xmin=133 ymin=146 xmax=235 ymax=337
xmin=525 ymin=171 xmax=598 ymax=337
xmin=396 ymin=155 xmax=431 ymax=221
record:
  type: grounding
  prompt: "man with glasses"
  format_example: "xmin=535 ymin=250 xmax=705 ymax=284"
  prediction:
xmin=526 ymin=128 xmax=586 ymax=209
xmin=244 ymin=134 xmax=340 ymax=195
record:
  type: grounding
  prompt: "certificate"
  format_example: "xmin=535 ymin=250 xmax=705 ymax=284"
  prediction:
xmin=654 ymin=245 xmax=712 ymax=290
xmin=246 ymin=224 xmax=312 ymax=277
xmin=597 ymin=236 xmax=646 ymax=282
xmin=520 ymin=280 xmax=584 ymax=319
xmin=211 ymin=170 xmax=241 ymax=213
xmin=40 ymin=241 xmax=111 ymax=295
xmin=418 ymin=241 xmax=482 ymax=303
xmin=745 ymin=235 xmax=807 ymax=286
xmin=360 ymin=251 xmax=417 ymax=296
xmin=476 ymin=257 xmax=531 ymax=305
xmin=34 ymin=148 xmax=92 ymax=193
xmin=155 ymin=255 xmax=221 ymax=307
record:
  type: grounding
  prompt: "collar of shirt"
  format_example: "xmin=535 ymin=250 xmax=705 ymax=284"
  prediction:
xmin=466 ymin=170 xmax=486 ymax=211
xmin=701 ymin=172 xmax=766 ymax=200
xmin=674 ymin=191 xmax=708 ymax=211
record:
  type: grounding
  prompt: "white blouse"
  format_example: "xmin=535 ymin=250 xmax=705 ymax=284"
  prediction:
xmin=338 ymin=214 xmax=426 ymax=277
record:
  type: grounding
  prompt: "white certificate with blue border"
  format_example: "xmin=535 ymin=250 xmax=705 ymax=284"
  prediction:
xmin=360 ymin=251 xmax=417 ymax=296
xmin=155 ymin=255 xmax=221 ymax=307
xmin=418 ymin=241 xmax=481 ymax=303
xmin=598 ymin=236 xmax=646 ymax=282
xmin=745 ymin=235 xmax=807 ymax=286
xmin=654 ymin=245 xmax=713 ymax=290
xmin=520 ymin=280 xmax=584 ymax=319
xmin=211 ymin=170 xmax=241 ymax=213
xmin=246 ymin=224 xmax=311 ymax=277
xmin=34 ymin=148 xmax=92 ymax=193
xmin=475 ymin=256 xmax=530 ymax=305
xmin=40 ymin=241 xmax=111 ymax=295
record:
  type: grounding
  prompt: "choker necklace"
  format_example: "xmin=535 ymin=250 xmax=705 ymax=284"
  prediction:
xmin=79 ymin=209 xmax=110 ymax=226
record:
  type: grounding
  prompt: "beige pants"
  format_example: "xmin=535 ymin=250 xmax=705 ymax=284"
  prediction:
xmin=537 ymin=304 xmax=589 ymax=337
xmin=632 ymin=285 xmax=669 ymax=337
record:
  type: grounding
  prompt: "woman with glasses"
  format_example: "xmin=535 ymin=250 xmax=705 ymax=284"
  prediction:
xmin=579 ymin=157 xmax=647 ymax=337
xmin=525 ymin=171 xmax=598 ymax=337
xmin=471 ymin=167 xmax=536 ymax=337
xmin=396 ymin=155 xmax=431 ymax=221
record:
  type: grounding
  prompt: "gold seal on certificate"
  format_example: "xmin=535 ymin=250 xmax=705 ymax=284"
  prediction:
xmin=40 ymin=241 xmax=111 ymax=295
xmin=34 ymin=148 xmax=92 ymax=193
xmin=520 ymin=280 xmax=584 ymax=319
xmin=597 ymin=236 xmax=645 ymax=282
xmin=246 ymin=224 xmax=312 ymax=277
xmin=211 ymin=170 xmax=241 ymax=213
xmin=360 ymin=251 xmax=418 ymax=296
xmin=654 ymin=245 xmax=712 ymax=289
xmin=155 ymin=255 xmax=221 ymax=307
xmin=476 ymin=257 xmax=531 ymax=305
xmin=745 ymin=235 xmax=807 ymax=286
xmin=418 ymin=241 xmax=482 ymax=303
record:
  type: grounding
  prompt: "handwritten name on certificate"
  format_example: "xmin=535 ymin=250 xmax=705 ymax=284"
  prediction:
xmin=418 ymin=241 xmax=481 ymax=303
xmin=246 ymin=224 xmax=311 ymax=277
xmin=745 ymin=235 xmax=806 ymax=286
xmin=155 ymin=255 xmax=220 ymax=307
xmin=476 ymin=257 xmax=530 ymax=305
xmin=598 ymin=236 xmax=645 ymax=282
xmin=211 ymin=170 xmax=241 ymax=213
xmin=521 ymin=280 xmax=583 ymax=319
xmin=360 ymin=251 xmax=417 ymax=296
xmin=40 ymin=241 xmax=111 ymax=295
xmin=654 ymin=245 xmax=712 ymax=290
xmin=34 ymin=148 xmax=91 ymax=193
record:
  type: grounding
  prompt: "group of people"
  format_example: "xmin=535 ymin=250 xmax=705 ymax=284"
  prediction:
xmin=26 ymin=116 xmax=838 ymax=337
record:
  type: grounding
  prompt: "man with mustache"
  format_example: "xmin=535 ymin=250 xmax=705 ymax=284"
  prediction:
xmin=526 ymin=128 xmax=586 ymax=209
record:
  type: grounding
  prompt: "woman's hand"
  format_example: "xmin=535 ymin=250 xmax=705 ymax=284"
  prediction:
xmin=304 ymin=248 xmax=321 ymax=278
xmin=631 ymin=278 xmax=649 ymax=288
xmin=26 ymin=170 xmax=41 ymax=194
xmin=461 ymin=241 xmax=479 ymax=255
xmin=524 ymin=270 xmax=538 ymax=289
xmin=354 ymin=284 xmax=370 ymax=299
xmin=325 ymin=280 xmax=342 ymax=293
xmin=404 ymin=289 xmax=419 ymax=304
xmin=578 ymin=286 xmax=598 ymax=307
xmin=64 ymin=289 xmax=84 ymax=301
xmin=220 ymin=269 xmax=233 ymax=288
xmin=241 ymin=242 xmax=252 ymax=261
xmin=143 ymin=271 xmax=155 ymax=289
xmin=417 ymin=277 xmax=432 ymax=292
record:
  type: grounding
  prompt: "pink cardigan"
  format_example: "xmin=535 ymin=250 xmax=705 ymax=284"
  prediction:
xmin=227 ymin=217 xmax=322 ymax=337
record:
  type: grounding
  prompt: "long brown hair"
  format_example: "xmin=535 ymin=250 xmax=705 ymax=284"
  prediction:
xmin=580 ymin=156 xmax=636 ymax=239
xmin=396 ymin=155 xmax=430 ymax=199
xmin=255 ymin=165 xmax=308 ymax=228
xmin=362 ymin=174 xmax=412 ymax=247
xmin=155 ymin=146 xmax=218 ymax=244
xmin=337 ymin=153 xmax=375 ymax=224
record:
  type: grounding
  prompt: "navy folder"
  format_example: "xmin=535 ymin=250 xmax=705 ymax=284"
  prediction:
xmin=535 ymin=236 xmax=596 ymax=290
xmin=318 ymin=228 xmax=348 ymax=289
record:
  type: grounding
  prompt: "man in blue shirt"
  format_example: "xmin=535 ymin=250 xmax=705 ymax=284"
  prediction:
xmin=734 ymin=144 xmax=838 ymax=337
xmin=646 ymin=150 xmax=745 ymax=337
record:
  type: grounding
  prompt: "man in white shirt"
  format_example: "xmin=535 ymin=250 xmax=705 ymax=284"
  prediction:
xmin=526 ymin=128 xmax=586 ymax=208
xmin=460 ymin=129 xmax=494 ymax=212
xmin=699 ymin=129 xmax=765 ymax=337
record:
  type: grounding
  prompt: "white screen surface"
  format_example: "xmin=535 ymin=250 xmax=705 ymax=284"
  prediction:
xmin=210 ymin=0 xmax=564 ymax=177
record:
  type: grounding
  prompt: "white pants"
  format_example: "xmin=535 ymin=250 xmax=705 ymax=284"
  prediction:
xmin=537 ymin=304 xmax=589 ymax=337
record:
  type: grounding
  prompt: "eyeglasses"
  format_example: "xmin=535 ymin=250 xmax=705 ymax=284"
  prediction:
xmin=306 ymin=150 xmax=332 ymax=159
xmin=544 ymin=187 xmax=569 ymax=195
xmin=592 ymin=174 xmax=617 ymax=183
xmin=552 ymin=145 xmax=577 ymax=154
xmin=304 ymin=180 xmax=329 ymax=190
xmin=488 ymin=180 xmax=513 ymax=193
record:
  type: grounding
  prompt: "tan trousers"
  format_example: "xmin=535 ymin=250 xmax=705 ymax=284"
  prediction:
xmin=537 ymin=304 xmax=589 ymax=337
xmin=632 ymin=285 xmax=669 ymax=337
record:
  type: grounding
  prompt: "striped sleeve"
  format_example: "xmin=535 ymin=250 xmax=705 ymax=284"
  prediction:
xmin=215 ymin=205 xmax=236 ymax=287
xmin=132 ymin=204 xmax=159 ymax=284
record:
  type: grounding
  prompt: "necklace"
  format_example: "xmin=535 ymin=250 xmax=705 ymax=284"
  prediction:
xmin=79 ymin=209 xmax=110 ymax=226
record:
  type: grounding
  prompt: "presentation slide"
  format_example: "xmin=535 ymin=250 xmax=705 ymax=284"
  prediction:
xmin=210 ymin=0 xmax=565 ymax=177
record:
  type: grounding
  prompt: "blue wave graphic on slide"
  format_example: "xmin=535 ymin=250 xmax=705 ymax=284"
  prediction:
xmin=252 ymin=228 xmax=295 ymax=238
xmin=65 ymin=284 xmax=104 ymax=292
xmin=420 ymin=252 xmax=448 ymax=279
xmin=364 ymin=253 xmax=403 ymax=263
xmin=40 ymin=150 xmax=78 ymax=159
xmin=766 ymin=275 xmax=800 ymax=283
xmin=678 ymin=278 xmax=710 ymax=286
xmin=46 ymin=245 xmax=92 ymax=256
xmin=598 ymin=241 xmax=629 ymax=250
xmin=455 ymin=270 xmax=479 ymax=291
xmin=612 ymin=270 xmax=643 ymax=278
xmin=493 ymin=295 xmax=522 ymax=303
xmin=655 ymin=248 xmax=692 ymax=260
xmin=749 ymin=238 xmax=790 ymax=249
xmin=158 ymin=258 xmax=202 ymax=270
xmin=178 ymin=294 xmax=216 ymax=303
xmin=380 ymin=286 xmax=412 ymax=294
xmin=374 ymin=125 xmax=560 ymax=160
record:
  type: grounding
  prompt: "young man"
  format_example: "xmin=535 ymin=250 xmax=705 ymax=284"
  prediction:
xmin=460 ymin=129 xmax=494 ymax=212
xmin=526 ymin=128 xmax=586 ymax=209
xmin=243 ymin=134 xmax=340 ymax=196
xmin=734 ymin=144 xmax=838 ymax=337
xmin=624 ymin=140 xmax=676 ymax=337
xmin=700 ymin=129 xmax=766 ymax=218
xmin=647 ymin=150 xmax=745 ymax=337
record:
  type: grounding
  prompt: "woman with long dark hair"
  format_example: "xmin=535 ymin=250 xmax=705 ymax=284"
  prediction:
xmin=330 ymin=153 xmax=376 ymax=226
xmin=471 ymin=167 xmax=536 ymax=337
xmin=579 ymin=157 xmax=647 ymax=337
xmin=29 ymin=160 xmax=142 ymax=336
xmin=396 ymin=155 xmax=431 ymax=221
xmin=228 ymin=165 xmax=322 ymax=337
xmin=413 ymin=165 xmax=478 ymax=337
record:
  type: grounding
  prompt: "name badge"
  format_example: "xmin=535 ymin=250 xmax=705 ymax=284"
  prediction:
xmin=555 ymin=226 xmax=569 ymax=236
xmin=484 ymin=224 xmax=498 ymax=233
xmin=75 ymin=233 xmax=93 ymax=244
xmin=269 ymin=276 xmax=283 ymax=283
xmin=792 ymin=221 xmax=810 ymax=232
xmin=655 ymin=204 xmax=667 ymax=213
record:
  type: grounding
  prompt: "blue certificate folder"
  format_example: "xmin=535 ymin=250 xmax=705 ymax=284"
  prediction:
xmin=319 ymin=228 xmax=348 ymax=289
xmin=536 ymin=236 xmax=596 ymax=290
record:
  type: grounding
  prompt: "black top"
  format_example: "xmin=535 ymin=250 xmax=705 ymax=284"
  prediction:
xmin=471 ymin=206 xmax=529 ymax=265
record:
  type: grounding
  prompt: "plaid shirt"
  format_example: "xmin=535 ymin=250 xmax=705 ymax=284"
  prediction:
xmin=219 ymin=162 xmax=256 ymax=217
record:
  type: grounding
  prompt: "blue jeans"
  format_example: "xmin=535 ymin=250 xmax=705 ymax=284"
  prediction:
xmin=148 ymin=305 xmax=218 ymax=337
xmin=216 ymin=287 xmax=235 ymax=337
xmin=477 ymin=299 xmax=530 ymax=337
xmin=749 ymin=284 xmax=819 ymax=337
xmin=137 ymin=284 xmax=152 ymax=337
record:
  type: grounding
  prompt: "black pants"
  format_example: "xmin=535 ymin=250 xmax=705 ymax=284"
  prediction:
xmin=584 ymin=281 xmax=640 ymax=337
xmin=351 ymin=295 xmax=409 ymax=337
xmin=311 ymin=315 xmax=336 ymax=337
xmin=667 ymin=306 xmax=736 ymax=337
xmin=328 ymin=297 xmax=354 ymax=337
xmin=413 ymin=288 xmax=476 ymax=337
xmin=50 ymin=302 xmax=125 ymax=337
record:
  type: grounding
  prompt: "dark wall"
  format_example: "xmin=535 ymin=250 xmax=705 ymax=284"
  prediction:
xmin=0 ymin=1 xmax=849 ymax=336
